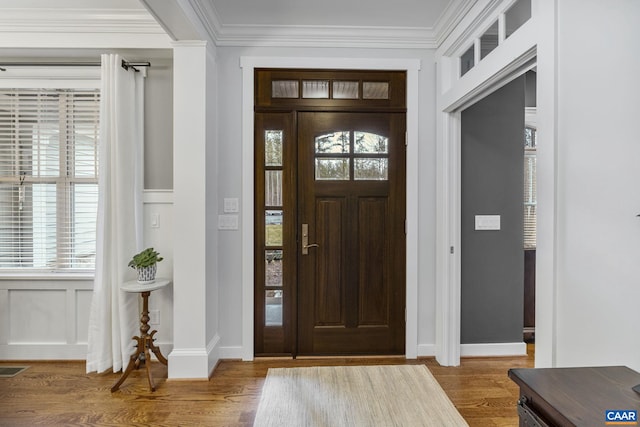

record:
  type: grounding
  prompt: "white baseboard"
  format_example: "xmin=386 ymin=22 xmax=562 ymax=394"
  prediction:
xmin=460 ymin=342 xmax=527 ymax=357
xmin=168 ymin=347 xmax=210 ymax=379
xmin=219 ymin=346 xmax=244 ymax=360
xmin=416 ymin=344 xmax=436 ymax=357
xmin=167 ymin=334 xmax=222 ymax=379
xmin=0 ymin=343 xmax=88 ymax=360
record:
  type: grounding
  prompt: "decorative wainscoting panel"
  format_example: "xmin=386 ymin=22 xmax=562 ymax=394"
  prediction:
xmin=0 ymin=279 xmax=93 ymax=359
xmin=0 ymin=190 xmax=174 ymax=360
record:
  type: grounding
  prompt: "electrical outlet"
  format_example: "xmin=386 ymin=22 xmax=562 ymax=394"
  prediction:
xmin=149 ymin=309 xmax=160 ymax=325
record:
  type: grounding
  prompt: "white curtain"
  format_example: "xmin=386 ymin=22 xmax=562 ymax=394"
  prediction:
xmin=86 ymin=54 xmax=145 ymax=374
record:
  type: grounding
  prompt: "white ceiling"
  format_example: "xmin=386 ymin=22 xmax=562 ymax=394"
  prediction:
xmin=209 ymin=0 xmax=453 ymax=28
xmin=142 ymin=0 xmax=468 ymax=48
xmin=0 ymin=0 xmax=468 ymax=50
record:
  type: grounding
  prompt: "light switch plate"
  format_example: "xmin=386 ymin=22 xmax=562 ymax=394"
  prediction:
xmin=223 ymin=198 xmax=239 ymax=213
xmin=150 ymin=213 xmax=160 ymax=228
xmin=218 ymin=214 xmax=239 ymax=230
xmin=475 ymin=215 xmax=501 ymax=230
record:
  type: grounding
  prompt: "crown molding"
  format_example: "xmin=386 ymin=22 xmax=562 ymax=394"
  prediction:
xmin=0 ymin=7 xmax=171 ymax=49
xmin=0 ymin=1 xmax=480 ymax=51
xmin=215 ymin=24 xmax=438 ymax=49
xmin=0 ymin=8 xmax=165 ymax=34
xmin=433 ymin=0 xmax=479 ymax=48
xmin=181 ymin=0 xmax=478 ymax=50
xmin=437 ymin=0 xmax=505 ymax=57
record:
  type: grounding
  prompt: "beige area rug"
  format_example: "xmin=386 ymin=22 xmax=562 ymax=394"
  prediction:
xmin=253 ymin=365 xmax=468 ymax=427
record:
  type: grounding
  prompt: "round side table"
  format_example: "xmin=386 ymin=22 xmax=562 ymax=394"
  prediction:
xmin=111 ymin=278 xmax=171 ymax=392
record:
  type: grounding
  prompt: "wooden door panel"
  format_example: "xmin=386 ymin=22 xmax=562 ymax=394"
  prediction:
xmin=315 ymin=198 xmax=346 ymax=326
xmin=358 ymin=197 xmax=389 ymax=326
xmin=298 ymin=111 xmax=405 ymax=355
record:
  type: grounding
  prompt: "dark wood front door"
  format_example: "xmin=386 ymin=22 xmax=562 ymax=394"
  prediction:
xmin=297 ymin=112 xmax=406 ymax=355
xmin=254 ymin=69 xmax=408 ymax=357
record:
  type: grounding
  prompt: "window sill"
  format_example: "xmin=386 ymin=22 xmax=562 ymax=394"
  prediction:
xmin=0 ymin=271 xmax=94 ymax=281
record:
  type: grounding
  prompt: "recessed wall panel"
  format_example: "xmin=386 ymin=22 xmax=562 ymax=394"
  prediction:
xmin=9 ymin=290 xmax=66 ymax=343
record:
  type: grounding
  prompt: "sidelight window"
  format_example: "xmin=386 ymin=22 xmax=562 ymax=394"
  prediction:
xmin=264 ymin=129 xmax=284 ymax=326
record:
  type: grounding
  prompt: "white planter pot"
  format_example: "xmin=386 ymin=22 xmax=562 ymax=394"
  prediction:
xmin=136 ymin=264 xmax=157 ymax=284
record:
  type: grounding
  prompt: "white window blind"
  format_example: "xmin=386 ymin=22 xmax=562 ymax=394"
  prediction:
xmin=524 ymin=126 xmax=537 ymax=249
xmin=0 ymin=88 xmax=99 ymax=270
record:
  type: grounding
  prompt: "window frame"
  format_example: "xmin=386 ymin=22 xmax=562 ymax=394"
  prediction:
xmin=0 ymin=72 xmax=100 ymax=277
xmin=523 ymin=125 xmax=537 ymax=250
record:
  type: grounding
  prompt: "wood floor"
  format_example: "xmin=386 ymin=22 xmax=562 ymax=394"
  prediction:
xmin=0 ymin=345 xmax=533 ymax=426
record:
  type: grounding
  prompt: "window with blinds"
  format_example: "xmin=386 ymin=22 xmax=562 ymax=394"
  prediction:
xmin=524 ymin=126 xmax=537 ymax=249
xmin=0 ymin=89 xmax=100 ymax=270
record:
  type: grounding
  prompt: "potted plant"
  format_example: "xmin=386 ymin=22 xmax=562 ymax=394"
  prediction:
xmin=128 ymin=247 xmax=163 ymax=284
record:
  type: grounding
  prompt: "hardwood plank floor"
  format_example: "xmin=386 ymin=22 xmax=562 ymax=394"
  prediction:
xmin=0 ymin=346 xmax=533 ymax=426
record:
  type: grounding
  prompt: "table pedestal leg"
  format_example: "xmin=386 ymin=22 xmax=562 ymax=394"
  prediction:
xmin=111 ymin=291 xmax=168 ymax=392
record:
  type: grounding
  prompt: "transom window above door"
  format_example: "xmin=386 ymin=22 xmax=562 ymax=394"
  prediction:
xmin=314 ymin=131 xmax=389 ymax=181
xmin=255 ymin=69 xmax=406 ymax=110
xmin=271 ymin=80 xmax=390 ymax=100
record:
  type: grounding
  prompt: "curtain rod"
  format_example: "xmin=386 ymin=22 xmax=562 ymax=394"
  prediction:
xmin=0 ymin=60 xmax=151 ymax=72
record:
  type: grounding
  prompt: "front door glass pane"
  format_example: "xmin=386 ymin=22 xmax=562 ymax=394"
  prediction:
xmin=315 ymin=158 xmax=350 ymax=180
xmin=272 ymin=81 xmax=298 ymax=98
xmin=363 ymin=82 xmax=389 ymax=99
xmin=302 ymin=80 xmax=329 ymax=99
xmin=354 ymin=158 xmax=388 ymax=180
xmin=265 ymin=210 xmax=283 ymax=246
xmin=315 ymin=132 xmax=350 ymax=153
xmin=265 ymin=250 xmax=283 ymax=287
xmin=265 ymin=290 xmax=283 ymax=326
xmin=355 ymin=132 xmax=388 ymax=153
xmin=333 ymin=81 xmax=359 ymax=99
xmin=265 ymin=130 xmax=283 ymax=166
xmin=265 ymin=171 xmax=282 ymax=206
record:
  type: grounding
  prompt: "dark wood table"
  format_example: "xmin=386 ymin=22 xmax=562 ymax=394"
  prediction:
xmin=509 ymin=366 xmax=640 ymax=426
xmin=111 ymin=279 xmax=171 ymax=392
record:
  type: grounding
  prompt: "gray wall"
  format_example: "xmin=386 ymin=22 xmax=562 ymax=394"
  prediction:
xmin=144 ymin=57 xmax=173 ymax=189
xmin=461 ymin=76 xmax=524 ymax=344
xmin=524 ymin=70 xmax=536 ymax=108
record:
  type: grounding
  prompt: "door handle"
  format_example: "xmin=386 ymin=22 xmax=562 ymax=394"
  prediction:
xmin=301 ymin=223 xmax=319 ymax=255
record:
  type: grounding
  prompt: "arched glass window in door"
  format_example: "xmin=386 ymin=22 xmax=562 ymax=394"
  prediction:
xmin=314 ymin=131 xmax=388 ymax=181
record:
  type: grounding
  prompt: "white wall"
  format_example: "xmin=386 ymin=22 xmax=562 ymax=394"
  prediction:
xmin=552 ymin=0 xmax=640 ymax=369
xmin=0 ymin=191 xmax=173 ymax=360
xmin=169 ymin=42 xmax=207 ymax=377
xmin=214 ymin=46 xmax=439 ymax=355
xmin=0 ymin=57 xmax=175 ymax=361
xmin=205 ymin=49 xmax=221 ymax=367
xmin=142 ymin=191 xmax=174 ymax=358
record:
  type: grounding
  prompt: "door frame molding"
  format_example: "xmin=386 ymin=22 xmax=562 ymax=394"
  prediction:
xmin=434 ymin=11 xmax=548 ymax=365
xmin=435 ymin=49 xmax=537 ymax=365
xmin=240 ymin=56 xmax=421 ymax=361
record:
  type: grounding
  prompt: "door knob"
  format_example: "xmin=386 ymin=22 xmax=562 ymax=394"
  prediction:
xmin=301 ymin=224 xmax=319 ymax=255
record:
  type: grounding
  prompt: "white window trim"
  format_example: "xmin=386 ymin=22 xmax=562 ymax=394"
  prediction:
xmin=0 ymin=70 xmax=101 ymax=278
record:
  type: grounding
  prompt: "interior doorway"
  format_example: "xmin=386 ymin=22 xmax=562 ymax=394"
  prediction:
xmin=523 ymin=70 xmax=537 ymax=344
xmin=253 ymin=69 xmax=407 ymax=357
xmin=460 ymin=75 xmax=526 ymax=350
